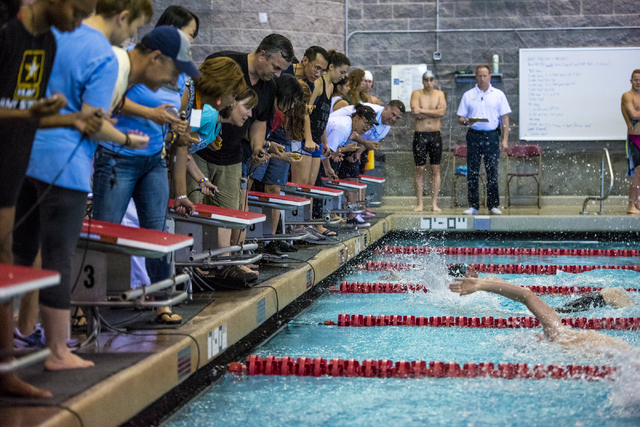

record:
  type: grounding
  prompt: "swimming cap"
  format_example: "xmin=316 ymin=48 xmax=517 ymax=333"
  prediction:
xmin=423 ymin=70 xmax=434 ymax=80
xmin=364 ymin=70 xmax=373 ymax=81
xmin=447 ymin=263 xmax=467 ymax=277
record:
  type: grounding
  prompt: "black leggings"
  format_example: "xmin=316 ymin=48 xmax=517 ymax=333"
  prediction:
xmin=12 ymin=178 xmax=87 ymax=310
xmin=554 ymin=292 xmax=606 ymax=313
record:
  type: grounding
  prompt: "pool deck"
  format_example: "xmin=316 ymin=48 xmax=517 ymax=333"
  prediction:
xmin=1 ymin=203 xmax=638 ymax=427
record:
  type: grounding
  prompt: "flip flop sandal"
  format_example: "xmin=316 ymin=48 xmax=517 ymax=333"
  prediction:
xmin=72 ymin=308 xmax=87 ymax=329
xmin=321 ymin=229 xmax=337 ymax=236
xmin=155 ymin=311 xmax=182 ymax=325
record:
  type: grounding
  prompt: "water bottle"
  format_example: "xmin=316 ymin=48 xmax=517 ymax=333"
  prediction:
xmin=492 ymin=54 xmax=499 ymax=74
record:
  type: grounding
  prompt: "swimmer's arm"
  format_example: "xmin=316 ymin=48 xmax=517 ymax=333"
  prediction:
xmin=451 ymin=278 xmax=563 ymax=337
xmin=621 ymin=93 xmax=640 ymax=121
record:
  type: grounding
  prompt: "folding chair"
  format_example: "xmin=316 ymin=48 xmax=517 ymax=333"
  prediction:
xmin=506 ymin=144 xmax=542 ymax=208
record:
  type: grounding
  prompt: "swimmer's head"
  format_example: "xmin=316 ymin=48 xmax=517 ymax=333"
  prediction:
xmin=448 ymin=263 xmax=479 ymax=278
xmin=632 ymin=69 xmax=640 ymax=90
xmin=422 ymin=70 xmax=434 ymax=81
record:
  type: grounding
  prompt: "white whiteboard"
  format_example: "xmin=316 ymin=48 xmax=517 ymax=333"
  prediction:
xmin=391 ymin=64 xmax=427 ymax=112
xmin=519 ymin=47 xmax=640 ymax=141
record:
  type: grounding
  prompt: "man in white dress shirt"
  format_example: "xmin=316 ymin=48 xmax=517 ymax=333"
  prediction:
xmin=457 ymin=64 xmax=511 ymax=215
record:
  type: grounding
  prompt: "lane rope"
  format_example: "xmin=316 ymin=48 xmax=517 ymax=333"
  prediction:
xmin=330 ymin=281 xmax=640 ymax=295
xmin=229 ymin=355 xmax=616 ymax=380
xmin=376 ymin=245 xmax=640 ymax=257
xmin=357 ymin=261 xmax=640 ymax=274
xmin=322 ymin=314 xmax=640 ymax=330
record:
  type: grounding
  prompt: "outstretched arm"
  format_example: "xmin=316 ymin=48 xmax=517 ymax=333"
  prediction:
xmin=450 ymin=278 xmax=564 ymax=339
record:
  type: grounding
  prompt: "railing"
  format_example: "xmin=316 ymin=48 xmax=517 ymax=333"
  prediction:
xmin=581 ymin=148 xmax=614 ymax=215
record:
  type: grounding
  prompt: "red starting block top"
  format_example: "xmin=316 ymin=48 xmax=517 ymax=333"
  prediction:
xmin=248 ymin=191 xmax=310 ymax=207
xmin=322 ymin=177 xmax=367 ymax=189
xmin=0 ymin=264 xmax=60 ymax=301
xmin=359 ymin=175 xmax=385 ymax=184
xmin=284 ymin=182 xmax=343 ymax=197
xmin=168 ymin=200 xmax=265 ymax=226
xmin=82 ymin=219 xmax=193 ymax=254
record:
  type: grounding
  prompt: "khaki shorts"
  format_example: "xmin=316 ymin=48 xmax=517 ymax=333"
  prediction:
xmin=188 ymin=154 xmax=242 ymax=210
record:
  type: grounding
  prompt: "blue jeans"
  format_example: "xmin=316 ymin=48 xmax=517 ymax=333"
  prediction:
xmin=466 ymin=129 xmax=500 ymax=210
xmin=92 ymin=146 xmax=170 ymax=283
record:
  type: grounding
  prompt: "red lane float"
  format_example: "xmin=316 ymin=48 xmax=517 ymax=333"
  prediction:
xmin=376 ymin=245 xmax=640 ymax=258
xmin=229 ymin=355 xmax=616 ymax=381
xmin=356 ymin=261 xmax=640 ymax=274
xmin=329 ymin=281 xmax=640 ymax=295
xmin=323 ymin=314 xmax=640 ymax=330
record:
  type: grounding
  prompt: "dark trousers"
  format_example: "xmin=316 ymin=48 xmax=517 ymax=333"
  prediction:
xmin=13 ymin=178 xmax=88 ymax=310
xmin=466 ymin=129 xmax=500 ymax=210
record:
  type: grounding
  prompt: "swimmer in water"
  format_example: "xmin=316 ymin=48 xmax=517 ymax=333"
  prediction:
xmin=447 ymin=263 xmax=635 ymax=313
xmin=450 ymin=277 xmax=633 ymax=354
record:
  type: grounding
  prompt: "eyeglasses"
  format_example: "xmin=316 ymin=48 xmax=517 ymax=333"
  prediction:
xmin=312 ymin=65 xmax=327 ymax=75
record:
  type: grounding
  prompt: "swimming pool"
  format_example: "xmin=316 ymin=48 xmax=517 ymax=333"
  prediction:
xmin=163 ymin=234 xmax=640 ymax=426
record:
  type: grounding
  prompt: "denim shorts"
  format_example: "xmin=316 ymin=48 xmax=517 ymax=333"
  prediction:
xmin=244 ymin=138 xmax=291 ymax=186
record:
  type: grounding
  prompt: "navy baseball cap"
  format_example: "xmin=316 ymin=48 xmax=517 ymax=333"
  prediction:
xmin=141 ymin=26 xmax=201 ymax=78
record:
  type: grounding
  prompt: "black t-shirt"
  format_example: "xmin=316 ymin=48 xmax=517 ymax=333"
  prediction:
xmin=0 ymin=18 xmax=56 ymax=192
xmin=196 ymin=51 xmax=276 ymax=166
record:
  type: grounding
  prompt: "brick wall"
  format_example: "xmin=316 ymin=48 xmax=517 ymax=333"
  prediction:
xmin=347 ymin=0 xmax=640 ymax=197
xmin=145 ymin=0 xmax=346 ymax=64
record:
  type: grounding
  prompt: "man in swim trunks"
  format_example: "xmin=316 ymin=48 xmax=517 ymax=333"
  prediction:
xmin=410 ymin=70 xmax=446 ymax=212
xmin=451 ymin=278 xmax=633 ymax=354
xmin=621 ymin=69 xmax=640 ymax=214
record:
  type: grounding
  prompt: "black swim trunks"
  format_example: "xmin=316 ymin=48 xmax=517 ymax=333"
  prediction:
xmin=554 ymin=292 xmax=606 ymax=313
xmin=628 ymin=140 xmax=640 ymax=176
xmin=413 ymin=131 xmax=442 ymax=166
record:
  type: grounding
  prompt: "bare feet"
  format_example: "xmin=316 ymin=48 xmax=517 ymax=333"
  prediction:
xmin=0 ymin=372 xmax=52 ymax=398
xmin=627 ymin=205 xmax=640 ymax=214
xmin=413 ymin=204 xmax=423 ymax=212
xmin=44 ymin=350 xmax=94 ymax=371
xmin=432 ymin=205 xmax=442 ymax=213
xmin=238 ymin=265 xmax=258 ymax=276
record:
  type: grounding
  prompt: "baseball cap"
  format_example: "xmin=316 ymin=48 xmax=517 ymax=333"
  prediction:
xmin=423 ymin=70 xmax=434 ymax=79
xmin=359 ymin=105 xmax=379 ymax=126
xmin=141 ymin=26 xmax=201 ymax=78
xmin=364 ymin=70 xmax=373 ymax=81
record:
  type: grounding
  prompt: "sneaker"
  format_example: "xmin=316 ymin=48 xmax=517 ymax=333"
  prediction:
xmin=463 ymin=208 xmax=478 ymax=215
xmin=14 ymin=327 xmax=45 ymax=349
xmin=362 ymin=211 xmax=375 ymax=217
xmin=490 ymin=207 xmax=502 ymax=215
xmin=264 ymin=241 xmax=285 ymax=256
xmin=354 ymin=215 xmax=365 ymax=223
xmin=346 ymin=217 xmax=370 ymax=227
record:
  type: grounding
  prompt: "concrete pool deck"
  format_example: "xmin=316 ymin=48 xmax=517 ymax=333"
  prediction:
xmin=1 ymin=204 xmax=638 ymax=426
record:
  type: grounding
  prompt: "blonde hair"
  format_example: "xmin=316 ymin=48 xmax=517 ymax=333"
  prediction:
xmin=346 ymin=69 xmax=368 ymax=105
xmin=193 ymin=57 xmax=247 ymax=101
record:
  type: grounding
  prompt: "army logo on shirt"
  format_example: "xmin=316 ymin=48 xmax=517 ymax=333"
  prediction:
xmin=14 ymin=50 xmax=45 ymax=100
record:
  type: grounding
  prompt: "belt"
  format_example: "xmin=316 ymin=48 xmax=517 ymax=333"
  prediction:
xmin=468 ymin=128 xmax=498 ymax=134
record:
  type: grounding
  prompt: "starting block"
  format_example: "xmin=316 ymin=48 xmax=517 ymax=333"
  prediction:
xmin=71 ymin=219 xmax=193 ymax=308
xmin=246 ymin=191 xmax=309 ymax=241
xmin=0 ymin=265 xmax=59 ymax=373
xmin=358 ymin=175 xmax=385 ymax=208
xmin=167 ymin=200 xmax=265 ymax=266
xmin=281 ymin=182 xmax=343 ymax=226
xmin=321 ymin=178 xmax=367 ymax=213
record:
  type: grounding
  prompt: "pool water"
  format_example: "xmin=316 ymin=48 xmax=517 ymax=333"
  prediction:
xmin=164 ymin=236 xmax=640 ymax=426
